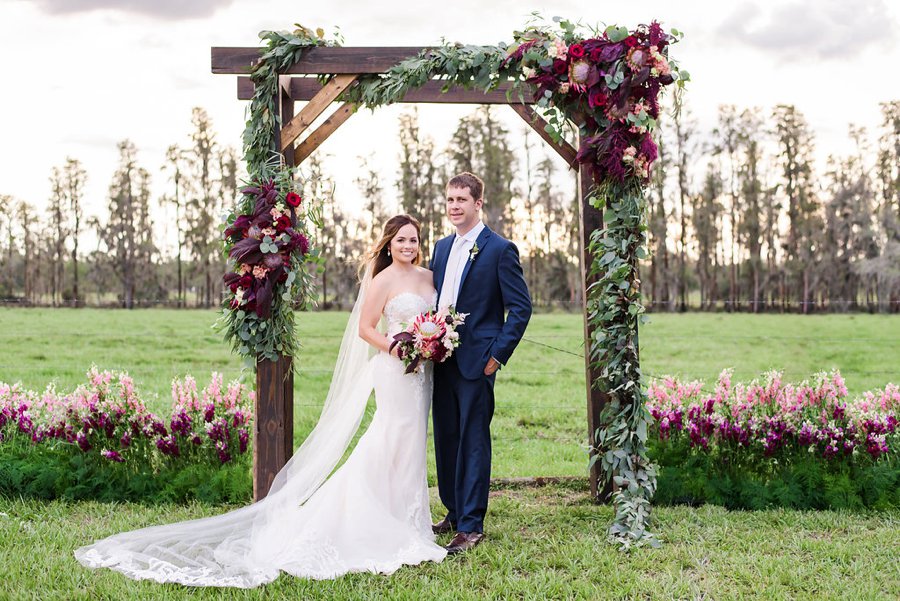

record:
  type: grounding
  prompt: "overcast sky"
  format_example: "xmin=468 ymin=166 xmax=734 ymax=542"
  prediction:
xmin=2 ymin=0 xmax=898 ymax=247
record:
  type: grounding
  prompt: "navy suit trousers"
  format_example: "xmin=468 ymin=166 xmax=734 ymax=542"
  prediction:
xmin=432 ymin=356 xmax=495 ymax=534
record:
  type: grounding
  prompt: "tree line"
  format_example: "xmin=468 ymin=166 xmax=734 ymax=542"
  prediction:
xmin=0 ymin=100 xmax=897 ymax=312
xmin=0 ymin=108 xmax=236 ymax=308
xmin=648 ymin=100 xmax=899 ymax=313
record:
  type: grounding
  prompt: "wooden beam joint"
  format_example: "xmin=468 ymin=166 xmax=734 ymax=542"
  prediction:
xmin=293 ymin=102 xmax=357 ymax=164
xmin=279 ymin=74 xmax=358 ymax=152
xmin=509 ymin=104 xmax=578 ymax=168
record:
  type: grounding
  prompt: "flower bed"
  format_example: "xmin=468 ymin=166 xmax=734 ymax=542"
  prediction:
xmin=0 ymin=368 xmax=254 ymax=503
xmin=646 ymin=370 xmax=899 ymax=510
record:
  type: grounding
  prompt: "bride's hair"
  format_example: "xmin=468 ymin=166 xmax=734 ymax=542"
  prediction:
xmin=361 ymin=214 xmax=423 ymax=278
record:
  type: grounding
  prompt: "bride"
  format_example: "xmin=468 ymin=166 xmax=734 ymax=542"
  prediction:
xmin=75 ymin=214 xmax=447 ymax=587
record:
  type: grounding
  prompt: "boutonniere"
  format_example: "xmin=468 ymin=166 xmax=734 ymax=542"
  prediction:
xmin=468 ymin=241 xmax=480 ymax=263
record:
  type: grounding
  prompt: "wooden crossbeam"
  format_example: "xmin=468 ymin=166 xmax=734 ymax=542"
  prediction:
xmin=509 ymin=104 xmax=578 ymax=168
xmin=238 ymin=76 xmax=535 ymax=105
xmin=280 ymin=74 xmax=358 ymax=152
xmin=293 ymin=102 xmax=357 ymax=164
xmin=213 ymin=46 xmax=430 ymax=74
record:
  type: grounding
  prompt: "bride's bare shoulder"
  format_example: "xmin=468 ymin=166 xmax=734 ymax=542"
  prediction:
xmin=368 ymin=269 xmax=394 ymax=294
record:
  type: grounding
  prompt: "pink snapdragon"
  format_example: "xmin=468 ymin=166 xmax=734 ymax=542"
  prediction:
xmin=647 ymin=370 xmax=897 ymax=461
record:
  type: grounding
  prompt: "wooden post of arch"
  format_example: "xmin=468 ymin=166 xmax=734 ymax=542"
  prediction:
xmin=212 ymin=46 xmax=610 ymax=502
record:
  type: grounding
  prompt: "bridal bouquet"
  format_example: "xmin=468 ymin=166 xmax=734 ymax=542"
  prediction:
xmin=389 ymin=308 xmax=467 ymax=374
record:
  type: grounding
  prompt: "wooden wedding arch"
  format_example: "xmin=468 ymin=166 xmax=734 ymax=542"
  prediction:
xmin=210 ymin=46 xmax=611 ymax=502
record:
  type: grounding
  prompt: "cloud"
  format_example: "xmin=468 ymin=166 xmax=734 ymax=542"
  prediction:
xmin=25 ymin=0 xmax=235 ymax=20
xmin=717 ymin=0 xmax=896 ymax=60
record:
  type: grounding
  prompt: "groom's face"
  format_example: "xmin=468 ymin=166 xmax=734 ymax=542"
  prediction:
xmin=446 ymin=185 xmax=483 ymax=231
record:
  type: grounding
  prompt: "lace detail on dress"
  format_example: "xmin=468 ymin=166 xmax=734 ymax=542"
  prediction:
xmin=384 ymin=291 xmax=437 ymax=336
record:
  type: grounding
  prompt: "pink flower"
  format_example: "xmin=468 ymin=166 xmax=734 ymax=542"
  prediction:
xmin=252 ymin=265 xmax=269 ymax=280
xmin=626 ymin=46 xmax=648 ymax=70
xmin=568 ymin=60 xmax=591 ymax=90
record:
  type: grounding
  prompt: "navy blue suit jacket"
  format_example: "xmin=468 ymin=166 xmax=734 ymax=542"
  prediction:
xmin=431 ymin=225 xmax=532 ymax=380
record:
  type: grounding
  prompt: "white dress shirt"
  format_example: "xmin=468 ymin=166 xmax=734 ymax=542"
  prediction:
xmin=438 ymin=220 xmax=485 ymax=310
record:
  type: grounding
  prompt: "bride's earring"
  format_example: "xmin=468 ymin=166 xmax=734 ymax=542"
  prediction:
xmin=387 ymin=249 xmax=391 ymax=257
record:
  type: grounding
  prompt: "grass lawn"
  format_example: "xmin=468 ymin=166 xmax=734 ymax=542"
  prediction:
xmin=1 ymin=308 xmax=898 ymax=599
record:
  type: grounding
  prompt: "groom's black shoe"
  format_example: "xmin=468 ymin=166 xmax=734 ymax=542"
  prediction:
xmin=431 ymin=516 xmax=456 ymax=535
xmin=445 ymin=531 xmax=485 ymax=554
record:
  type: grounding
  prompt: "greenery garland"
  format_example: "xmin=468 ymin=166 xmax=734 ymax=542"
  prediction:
xmin=217 ymin=26 xmax=334 ymax=366
xmin=223 ymin=16 xmax=686 ymax=548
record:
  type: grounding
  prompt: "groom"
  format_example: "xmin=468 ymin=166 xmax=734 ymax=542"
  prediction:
xmin=430 ymin=172 xmax=532 ymax=554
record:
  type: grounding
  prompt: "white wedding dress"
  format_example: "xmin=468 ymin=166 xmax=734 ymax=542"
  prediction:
xmin=74 ymin=288 xmax=447 ymax=587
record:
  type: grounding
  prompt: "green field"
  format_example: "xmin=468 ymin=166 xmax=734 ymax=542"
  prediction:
xmin=1 ymin=309 xmax=898 ymax=599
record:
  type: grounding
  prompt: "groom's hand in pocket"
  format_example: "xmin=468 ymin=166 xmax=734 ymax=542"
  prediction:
xmin=484 ymin=357 xmax=500 ymax=376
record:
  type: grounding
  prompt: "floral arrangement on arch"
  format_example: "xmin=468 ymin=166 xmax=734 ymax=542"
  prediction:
xmin=502 ymin=18 xmax=687 ymax=183
xmin=223 ymin=181 xmax=310 ymax=318
xmin=218 ymin=168 xmax=321 ymax=365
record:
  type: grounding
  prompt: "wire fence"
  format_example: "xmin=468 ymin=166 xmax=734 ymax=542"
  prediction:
xmin=3 ymin=297 xmax=900 ymax=311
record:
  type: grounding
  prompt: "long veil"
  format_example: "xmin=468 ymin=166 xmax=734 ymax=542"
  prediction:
xmin=74 ymin=270 xmax=377 ymax=588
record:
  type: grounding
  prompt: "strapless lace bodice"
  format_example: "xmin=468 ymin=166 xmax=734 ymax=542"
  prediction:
xmin=384 ymin=291 xmax=437 ymax=336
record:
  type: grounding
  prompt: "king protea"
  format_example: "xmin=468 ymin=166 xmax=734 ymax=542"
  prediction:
xmin=390 ymin=307 xmax=467 ymax=374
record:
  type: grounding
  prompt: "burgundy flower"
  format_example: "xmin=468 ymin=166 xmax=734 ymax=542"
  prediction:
xmin=238 ymin=274 xmax=253 ymax=289
xmin=275 ymin=214 xmax=292 ymax=231
xmin=224 ymin=271 xmax=241 ymax=292
xmin=568 ymin=43 xmax=585 ymax=58
xmin=552 ymin=59 xmax=568 ymax=75
xmin=217 ymin=443 xmax=232 ymax=464
xmin=101 ymin=449 xmax=125 ymax=463
xmin=624 ymin=35 xmax=638 ymax=48
xmin=640 ymin=134 xmax=659 ymax=164
xmin=156 ymin=435 xmax=180 ymax=457
xmin=285 ymin=192 xmax=302 ymax=207
xmin=170 ymin=410 xmax=192 ymax=437
xmin=291 ymin=232 xmax=310 ymax=256
xmin=588 ymin=88 xmax=608 ymax=108
xmin=500 ymin=39 xmax=537 ymax=68
xmin=263 ymin=253 xmax=284 ymax=270
xmin=150 ymin=420 xmax=167 ymax=437
xmin=649 ymin=21 xmax=666 ymax=46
